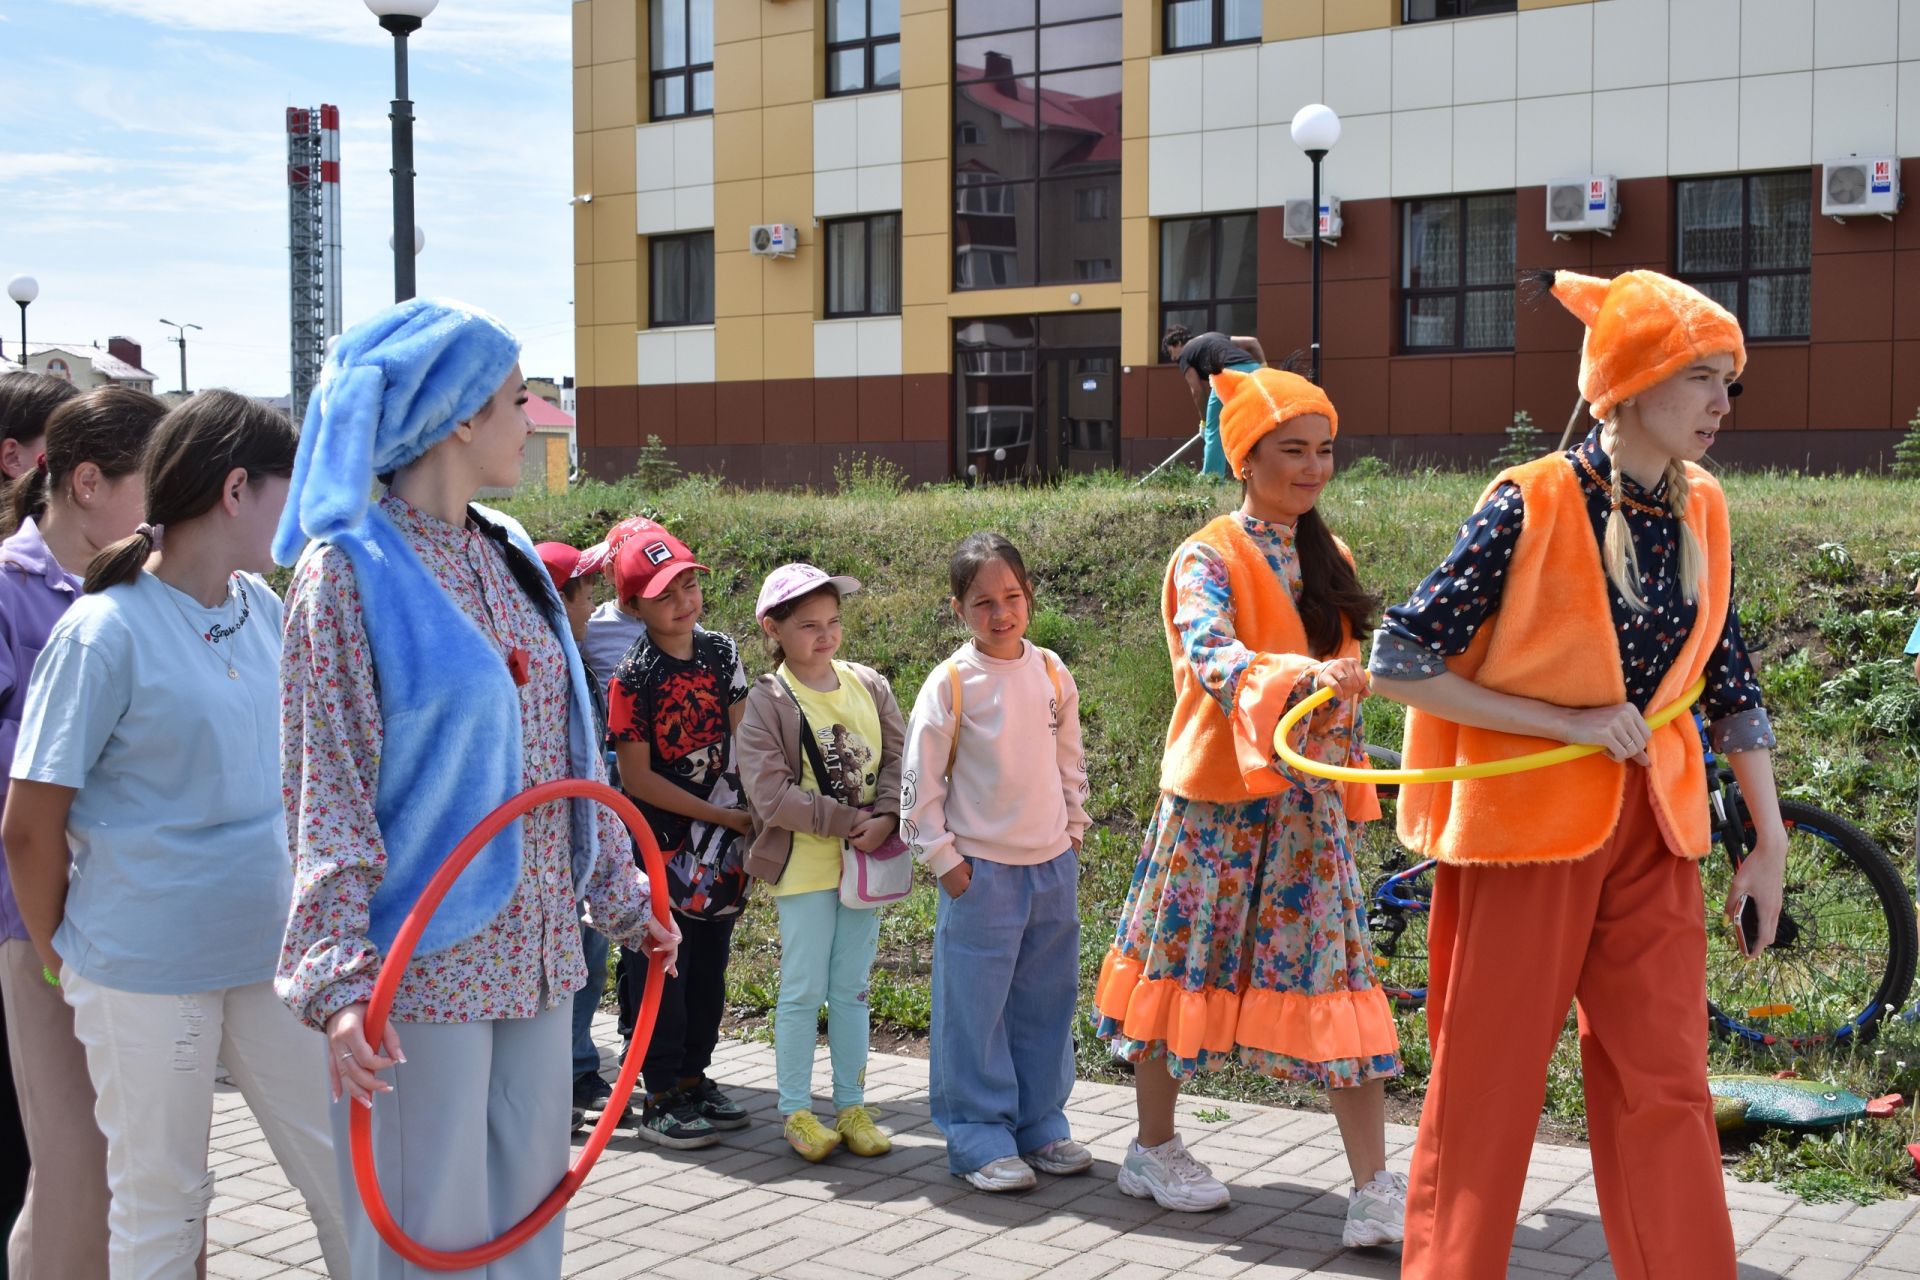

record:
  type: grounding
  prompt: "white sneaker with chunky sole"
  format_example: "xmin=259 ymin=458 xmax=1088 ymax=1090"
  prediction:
xmin=1115 ymin=1135 xmax=1230 ymax=1212
xmin=962 ymin=1155 xmax=1038 ymax=1193
xmin=1023 ymin=1138 xmax=1093 ymax=1176
xmin=1342 ymin=1170 xmax=1408 ymax=1247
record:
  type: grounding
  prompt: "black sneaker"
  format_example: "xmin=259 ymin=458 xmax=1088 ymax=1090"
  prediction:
xmin=637 ymin=1091 xmax=720 ymax=1150
xmin=687 ymin=1077 xmax=750 ymax=1130
xmin=572 ymin=1071 xmax=613 ymax=1112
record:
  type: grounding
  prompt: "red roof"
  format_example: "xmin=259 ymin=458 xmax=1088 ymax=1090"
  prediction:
xmin=955 ymin=66 xmax=1122 ymax=166
xmin=525 ymin=396 xmax=573 ymax=427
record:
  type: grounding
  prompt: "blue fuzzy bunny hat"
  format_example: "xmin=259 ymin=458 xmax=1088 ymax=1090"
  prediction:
xmin=273 ymin=297 xmax=521 ymax=565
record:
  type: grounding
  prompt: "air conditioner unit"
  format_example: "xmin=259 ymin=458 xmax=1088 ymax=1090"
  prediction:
xmin=748 ymin=223 xmax=798 ymax=256
xmin=1545 ymin=175 xmax=1618 ymax=234
xmin=1283 ymin=197 xmax=1341 ymax=244
xmin=1821 ymin=156 xmax=1899 ymax=217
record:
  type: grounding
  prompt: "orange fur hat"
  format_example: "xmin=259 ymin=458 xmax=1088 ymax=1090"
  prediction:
xmin=1550 ymin=269 xmax=1746 ymax=422
xmin=1210 ymin=366 xmax=1339 ymax=479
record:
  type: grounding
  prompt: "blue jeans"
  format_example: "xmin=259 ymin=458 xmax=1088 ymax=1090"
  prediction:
xmin=1201 ymin=358 xmax=1264 ymax=477
xmin=571 ymin=924 xmax=610 ymax=1079
xmin=774 ymin=889 xmax=882 ymax=1115
xmin=929 ymin=849 xmax=1079 ymax=1174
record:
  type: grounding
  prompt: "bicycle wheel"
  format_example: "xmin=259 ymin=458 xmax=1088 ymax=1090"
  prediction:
xmin=1352 ymin=743 xmax=1432 ymax=1008
xmin=1702 ymin=798 xmax=1918 ymax=1047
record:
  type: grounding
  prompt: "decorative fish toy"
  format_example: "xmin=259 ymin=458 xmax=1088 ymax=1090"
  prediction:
xmin=1708 ymin=1075 xmax=1869 ymax=1132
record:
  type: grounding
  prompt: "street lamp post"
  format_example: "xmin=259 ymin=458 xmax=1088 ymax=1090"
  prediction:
xmin=366 ymin=0 xmax=440 ymax=304
xmin=1289 ymin=104 xmax=1341 ymax=385
xmin=159 ymin=318 xmax=202 ymax=394
xmin=7 ymin=276 xmax=38 ymax=369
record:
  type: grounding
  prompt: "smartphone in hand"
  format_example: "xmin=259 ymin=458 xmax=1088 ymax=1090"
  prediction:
xmin=1731 ymin=894 xmax=1764 ymax=957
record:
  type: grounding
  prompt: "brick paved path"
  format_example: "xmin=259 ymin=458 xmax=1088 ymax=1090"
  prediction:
xmin=208 ymin=1016 xmax=1917 ymax=1279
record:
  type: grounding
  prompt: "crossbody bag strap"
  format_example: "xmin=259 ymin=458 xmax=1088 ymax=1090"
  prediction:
xmin=774 ymin=672 xmax=846 ymax=803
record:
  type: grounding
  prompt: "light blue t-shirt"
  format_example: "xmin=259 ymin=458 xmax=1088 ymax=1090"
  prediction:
xmin=10 ymin=571 xmax=291 ymax=995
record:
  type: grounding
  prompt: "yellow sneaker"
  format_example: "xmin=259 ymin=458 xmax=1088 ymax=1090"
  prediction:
xmin=783 ymin=1111 xmax=841 ymax=1163
xmin=835 ymin=1105 xmax=892 ymax=1157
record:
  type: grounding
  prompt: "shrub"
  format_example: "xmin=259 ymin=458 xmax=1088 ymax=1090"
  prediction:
xmin=1492 ymin=410 xmax=1545 ymax=470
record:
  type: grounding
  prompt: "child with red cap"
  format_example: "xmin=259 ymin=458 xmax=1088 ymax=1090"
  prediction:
xmin=1372 ymin=270 xmax=1787 ymax=1279
xmin=602 ymin=520 xmax=754 ymax=1149
xmin=1093 ymin=366 xmax=1401 ymax=1241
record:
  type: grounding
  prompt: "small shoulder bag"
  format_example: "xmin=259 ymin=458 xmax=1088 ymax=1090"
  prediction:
xmin=775 ymin=673 xmax=911 ymax=910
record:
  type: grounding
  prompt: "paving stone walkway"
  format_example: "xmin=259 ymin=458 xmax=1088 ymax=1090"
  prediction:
xmin=208 ymin=1015 xmax=1917 ymax=1279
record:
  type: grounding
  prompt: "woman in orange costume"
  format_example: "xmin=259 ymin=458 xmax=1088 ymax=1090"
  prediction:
xmin=1094 ymin=367 xmax=1406 ymax=1244
xmin=1372 ymin=270 xmax=1787 ymax=1280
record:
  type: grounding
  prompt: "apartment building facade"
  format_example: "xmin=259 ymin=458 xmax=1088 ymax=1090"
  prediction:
xmin=572 ymin=0 xmax=1920 ymax=482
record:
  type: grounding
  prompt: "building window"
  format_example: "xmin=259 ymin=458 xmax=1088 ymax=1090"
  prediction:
xmin=1400 ymin=193 xmax=1515 ymax=352
xmin=953 ymin=0 xmax=1122 ymax=290
xmin=827 ymin=0 xmax=901 ymax=96
xmin=651 ymin=0 xmax=714 ymax=120
xmin=1158 ymin=214 xmax=1257 ymax=347
xmin=650 ymin=231 xmax=714 ymax=327
xmin=824 ymin=213 xmax=902 ymax=318
xmin=1402 ymin=0 xmax=1516 ymax=22
xmin=1164 ymin=0 xmax=1260 ymax=53
xmin=1675 ymin=172 xmax=1811 ymax=341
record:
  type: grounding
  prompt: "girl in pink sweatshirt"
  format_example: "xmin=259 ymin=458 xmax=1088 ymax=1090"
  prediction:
xmin=900 ymin=531 xmax=1091 ymax=1192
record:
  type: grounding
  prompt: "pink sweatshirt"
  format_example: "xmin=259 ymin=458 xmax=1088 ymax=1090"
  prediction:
xmin=899 ymin=640 xmax=1090 ymax=877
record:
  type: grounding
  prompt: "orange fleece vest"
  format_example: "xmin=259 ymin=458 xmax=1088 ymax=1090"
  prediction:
xmin=1396 ymin=455 xmax=1731 ymax=866
xmin=1157 ymin=513 xmax=1362 ymax=805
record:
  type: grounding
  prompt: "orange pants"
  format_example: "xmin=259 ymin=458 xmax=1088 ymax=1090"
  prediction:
xmin=1401 ymin=776 xmax=1734 ymax=1280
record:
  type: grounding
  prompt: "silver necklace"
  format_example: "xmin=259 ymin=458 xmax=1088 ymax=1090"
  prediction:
xmin=161 ymin=575 xmax=250 ymax=679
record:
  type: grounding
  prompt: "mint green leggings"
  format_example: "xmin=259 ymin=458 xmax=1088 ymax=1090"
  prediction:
xmin=774 ymin=889 xmax=882 ymax=1115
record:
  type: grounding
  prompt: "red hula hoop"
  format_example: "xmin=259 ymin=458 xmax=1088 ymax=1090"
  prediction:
xmin=349 ymin=778 xmax=671 ymax=1270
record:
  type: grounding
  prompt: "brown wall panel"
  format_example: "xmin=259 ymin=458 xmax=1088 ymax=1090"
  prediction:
xmin=1121 ymin=366 xmax=1147 ymax=438
xmin=1811 ymin=251 xmax=1896 ymax=344
xmin=903 ymin=375 xmax=951 ymax=442
xmin=1514 ymin=186 xmax=1594 ymax=275
xmin=1597 ymin=177 xmax=1672 ymax=270
xmin=598 ymin=385 xmax=641 ymax=447
xmin=1388 ymin=358 xmax=1452 ymax=434
xmin=1892 ymin=251 xmax=1920 ymax=342
xmin=857 ymin=376 xmax=904 ymax=441
xmin=1145 ymin=364 xmax=1195 ymax=431
xmin=1324 ymin=199 xmax=1392 ymax=281
xmin=575 ymin=386 xmax=600 ymax=449
xmin=764 ymin=379 xmax=815 ymax=443
xmin=1729 ymin=344 xmax=1809 ymax=431
xmin=676 ymin=382 xmax=717 ymax=444
xmin=1808 ymin=342 xmax=1893 ymax=430
xmin=1257 ymin=282 xmax=1312 ymax=362
xmin=636 ymin=385 xmax=677 ymax=444
xmin=1892 ymin=341 xmax=1920 ymax=429
xmin=1323 ymin=278 xmax=1393 ymax=359
xmin=815 ymin=377 xmax=858 ymax=438
xmin=1450 ymin=354 xmax=1515 ymax=435
xmin=716 ymin=380 xmax=765 ymax=444
xmin=1321 ymin=357 xmax=1389 ymax=436
xmin=1259 ymin=207 xmax=1308 ymax=285
xmin=1514 ymin=351 xmax=1582 ymax=431
xmin=1812 ymin=190 xmax=1897 ymax=255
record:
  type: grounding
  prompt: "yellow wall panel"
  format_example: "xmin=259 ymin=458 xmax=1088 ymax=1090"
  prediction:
xmin=1123 ymin=0 xmax=1155 ymax=60
xmin=1122 ymin=58 xmax=1148 ymax=140
xmin=592 ymin=259 xmax=639 ymax=327
xmin=590 ymin=0 xmax=637 ymax=64
xmin=901 ymin=160 xmax=947 ymax=237
xmin=591 ymin=60 xmax=638 ymax=130
xmin=1121 ymin=138 xmax=1148 ymax=218
xmin=761 ymin=174 xmax=811 ymax=226
xmin=717 ymin=316 xmax=764 ymax=380
xmin=761 ymin=32 xmax=815 ymax=105
xmin=715 ymin=110 xmax=764 ymax=183
xmin=594 ymin=323 xmax=639 ymax=385
xmin=575 ymin=263 xmax=597 ymax=327
xmin=1122 ymin=216 xmax=1149 ymax=292
xmin=715 ymin=0 xmax=760 ymax=45
xmin=761 ymin=104 xmax=813 ymax=177
xmin=591 ymin=126 xmax=637 ymax=195
xmin=575 ymin=322 xmax=597 ymax=386
xmin=761 ymin=0 xmax=816 ymax=35
xmin=714 ymin=178 xmax=766 ymax=234
xmin=1323 ymin=0 xmax=1393 ymax=34
xmin=573 ymin=1 xmax=592 ymax=67
xmin=716 ymin=251 xmax=764 ymax=318
xmin=900 ymin=86 xmax=950 ymax=163
xmin=900 ymin=11 xmax=951 ymax=87
xmin=593 ymin=194 xmax=638 ymax=261
xmin=716 ymin=40 xmax=764 ymax=112
xmin=574 ymin=132 xmax=593 ymax=194
xmin=573 ymin=67 xmax=594 ymax=133
xmin=945 ymin=283 xmax=1123 ymax=317
xmin=899 ymin=0 xmax=948 ymax=14
xmin=1121 ymin=292 xmax=1152 ymax=366
xmin=574 ymin=203 xmax=594 ymax=265
xmin=1265 ymin=0 xmax=1321 ymax=39
xmin=761 ymin=244 xmax=815 ymax=315
xmin=902 ymin=234 xmax=950 ymax=307
xmin=903 ymin=304 xmax=950 ymax=374
xmin=763 ymin=312 xmax=814 ymax=379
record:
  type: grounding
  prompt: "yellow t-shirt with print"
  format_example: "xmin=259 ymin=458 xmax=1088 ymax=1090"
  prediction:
xmin=775 ymin=660 xmax=884 ymax=897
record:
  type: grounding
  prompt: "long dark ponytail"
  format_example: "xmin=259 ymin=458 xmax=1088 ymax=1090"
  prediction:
xmin=1294 ymin=506 xmax=1377 ymax=659
xmin=3 ymin=386 xmax=165 ymax=539
xmin=86 ymin=390 xmax=297 ymax=594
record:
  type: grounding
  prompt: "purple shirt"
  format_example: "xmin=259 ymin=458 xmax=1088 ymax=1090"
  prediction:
xmin=0 ymin=517 xmax=82 ymax=942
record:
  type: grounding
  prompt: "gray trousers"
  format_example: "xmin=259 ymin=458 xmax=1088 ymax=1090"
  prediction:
xmin=331 ymin=1003 xmax=571 ymax=1279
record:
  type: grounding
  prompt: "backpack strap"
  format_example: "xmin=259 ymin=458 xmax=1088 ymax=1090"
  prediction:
xmin=942 ymin=649 xmax=1063 ymax=779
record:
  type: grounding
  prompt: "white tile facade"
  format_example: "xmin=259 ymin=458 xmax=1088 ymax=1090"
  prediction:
xmin=813 ymin=318 xmax=901 ymax=379
xmin=813 ymin=93 xmax=903 ymax=219
xmin=635 ymin=327 xmax=716 ymax=387
xmin=1138 ymin=0 xmax=1914 ymax=215
xmin=633 ymin=118 xmax=714 ymax=236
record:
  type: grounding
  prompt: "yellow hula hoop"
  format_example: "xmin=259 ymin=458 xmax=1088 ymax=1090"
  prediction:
xmin=1272 ymin=675 xmax=1707 ymax=785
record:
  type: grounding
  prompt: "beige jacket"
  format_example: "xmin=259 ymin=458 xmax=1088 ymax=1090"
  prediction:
xmin=736 ymin=662 xmax=906 ymax=886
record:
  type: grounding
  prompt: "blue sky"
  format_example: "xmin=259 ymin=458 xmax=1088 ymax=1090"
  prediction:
xmin=0 ymin=0 xmax=577 ymax=396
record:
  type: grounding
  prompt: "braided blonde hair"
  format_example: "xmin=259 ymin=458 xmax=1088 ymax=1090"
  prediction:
xmin=1599 ymin=422 xmax=1704 ymax=612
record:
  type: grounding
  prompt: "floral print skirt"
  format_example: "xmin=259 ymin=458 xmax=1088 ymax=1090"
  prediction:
xmin=1094 ymin=787 xmax=1401 ymax=1088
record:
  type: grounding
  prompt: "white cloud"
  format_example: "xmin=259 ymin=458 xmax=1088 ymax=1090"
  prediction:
xmin=57 ymin=0 xmax=570 ymax=60
xmin=0 ymin=152 xmax=118 ymax=182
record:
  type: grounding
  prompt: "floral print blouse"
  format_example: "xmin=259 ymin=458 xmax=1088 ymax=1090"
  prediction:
xmin=1369 ymin=429 xmax=1774 ymax=755
xmin=277 ymin=495 xmax=655 ymax=1030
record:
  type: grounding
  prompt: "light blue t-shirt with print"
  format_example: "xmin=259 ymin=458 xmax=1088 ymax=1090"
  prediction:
xmin=10 ymin=571 xmax=291 ymax=995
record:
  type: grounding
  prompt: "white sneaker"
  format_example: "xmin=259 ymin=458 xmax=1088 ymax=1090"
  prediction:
xmin=963 ymin=1155 xmax=1038 ymax=1193
xmin=1023 ymin=1137 xmax=1093 ymax=1176
xmin=1116 ymin=1135 xmax=1231 ymax=1212
xmin=1342 ymin=1170 xmax=1407 ymax=1247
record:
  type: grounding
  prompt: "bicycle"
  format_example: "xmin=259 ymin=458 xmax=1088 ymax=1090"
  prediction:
xmin=1352 ymin=719 xmax=1918 ymax=1047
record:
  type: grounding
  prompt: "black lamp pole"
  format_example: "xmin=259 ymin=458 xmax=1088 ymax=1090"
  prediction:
xmin=381 ymin=13 xmax=423 ymax=303
xmin=13 ymin=302 xmax=25 ymax=370
xmin=1307 ymin=148 xmax=1326 ymax=385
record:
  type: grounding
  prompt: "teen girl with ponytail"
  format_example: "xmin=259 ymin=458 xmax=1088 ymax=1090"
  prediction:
xmin=1372 ymin=271 xmax=1785 ymax=1280
xmin=0 ymin=372 xmax=80 ymax=494
xmin=2 ymin=389 xmax=351 ymax=1279
xmin=0 ymin=385 xmax=164 ymax=1277
xmin=1093 ymin=367 xmax=1404 ymax=1244
xmin=274 ymin=299 xmax=678 ymax=1279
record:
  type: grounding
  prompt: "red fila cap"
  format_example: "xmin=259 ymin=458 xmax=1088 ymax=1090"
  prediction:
xmin=611 ymin=519 xmax=708 ymax=601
